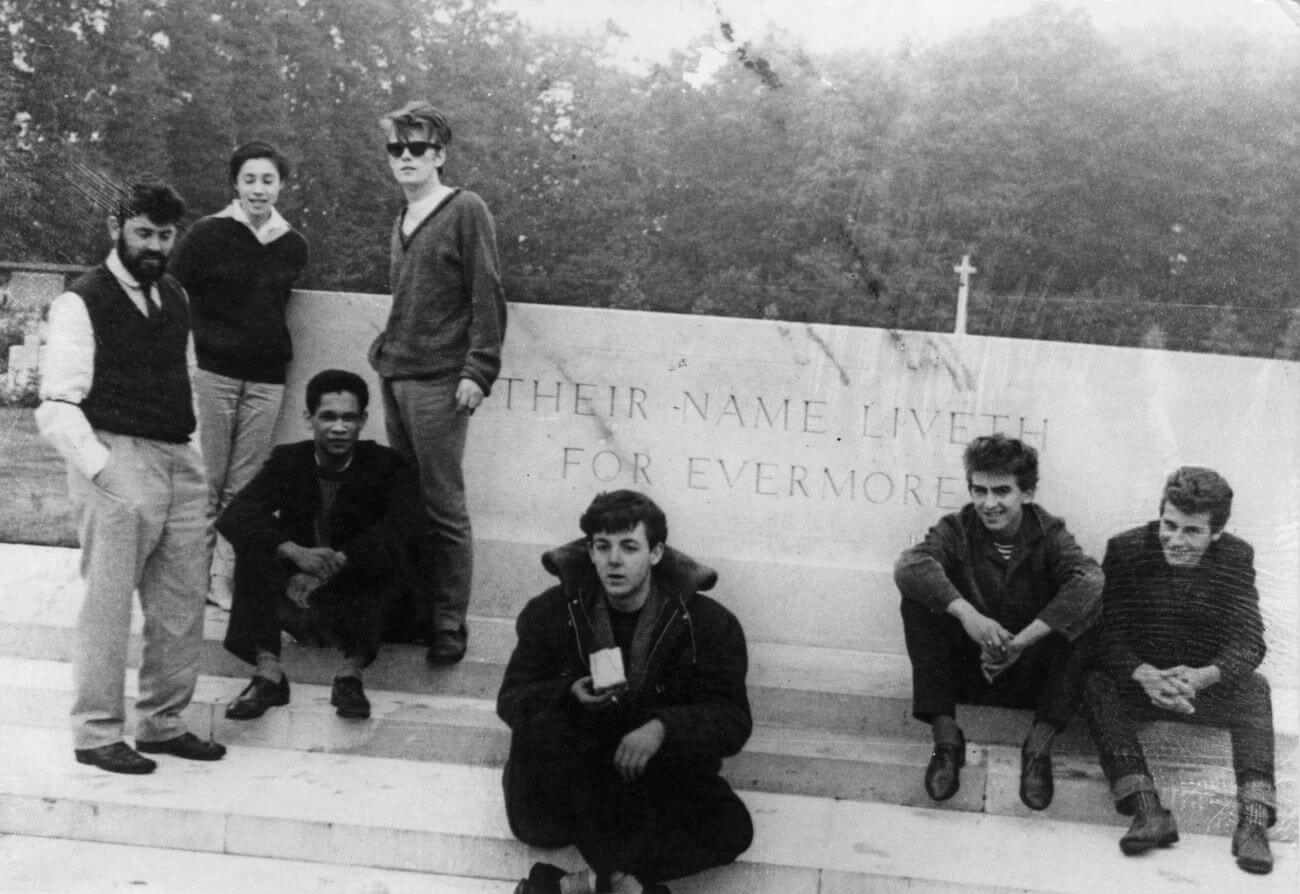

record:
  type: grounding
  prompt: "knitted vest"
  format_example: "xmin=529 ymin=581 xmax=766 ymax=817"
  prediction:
xmin=72 ymin=266 xmax=195 ymax=443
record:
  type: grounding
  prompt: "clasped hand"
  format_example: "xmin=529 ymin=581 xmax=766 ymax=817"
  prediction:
xmin=1133 ymin=664 xmax=1215 ymax=714
xmin=959 ymin=612 xmax=1017 ymax=681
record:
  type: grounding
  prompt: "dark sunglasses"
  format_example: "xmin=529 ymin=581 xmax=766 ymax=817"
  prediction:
xmin=386 ymin=141 xmax=441 ymax=159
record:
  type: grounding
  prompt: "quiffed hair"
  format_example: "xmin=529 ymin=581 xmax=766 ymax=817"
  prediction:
xmin=113 ymin=182 xmax=185 ymax=226
xmin=963 ymin=433 xmax=1039 ymax=493
xmin=579 ymin=490 xmax=668 ymax=549
xmin=229 ymin=140 xmax=291 ymax=183
xmin=1160 ymin=466 xmax=1233 ymax=532
xmin=380 ymin=100 xmax=453 ymax=148
xmin=305 ymin=369 xmax=369 ymax=414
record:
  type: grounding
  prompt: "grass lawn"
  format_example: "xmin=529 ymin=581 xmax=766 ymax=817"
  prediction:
xmin=0 ymin=407 xmax=76 ymax=546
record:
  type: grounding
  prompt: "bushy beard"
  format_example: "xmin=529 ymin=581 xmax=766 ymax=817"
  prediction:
xmin=117 ymin=231 xmax=168 ymax=284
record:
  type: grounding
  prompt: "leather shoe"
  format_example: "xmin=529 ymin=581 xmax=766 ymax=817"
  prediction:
xmin=74 ymin=741 xmax=156 ymax=775
xmin=1119 ymin=807 xmax=1179 ymax=855
xmin=225 ymin=674 xmax=290 ymax=720
xmin=1019 ymin=743 xmax=1054 ymax=810
xmin=427 ymin=624 xmax=468 ymax=665
xmin=924 ymin=731 xmax=965 ymax=801
xmin=1233 ymin=821 xmax=1273 ymax=874
xmin=136 ymin=731 xmax=226 ymax=761
xmin=513 ymin=863 xmax=566 ymax=894
xmin=331 ymin=675 xmax=371 ymax=719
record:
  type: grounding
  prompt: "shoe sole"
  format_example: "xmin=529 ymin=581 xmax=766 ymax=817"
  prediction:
xmin=332 ymin=703 xmax=371 ymax=720
xmin=135 ymin=743 xmax=226 ymax=761
xmin=1232 ymin=840 xmax=1273 ymax=874
xmin=74 ymin=753 xmax=155 ymax=774
xmin=1120 ymin=830 xmax=1179 ymax=855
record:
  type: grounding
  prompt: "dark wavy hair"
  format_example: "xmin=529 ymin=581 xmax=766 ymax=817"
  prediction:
xmin=305 ymin=369 xmax=369 ymax=414
xmin=113 ymin=182 xmax=185 ymax=226
xmin=579 ymin=490 xmax=668 ymax=549
xmin=1160 ymin=466 xmax=1233 ymax=532
xmin=229 ymin=140 xmax=291 ymax=183
xmin=963 ymin=433 xmax=1039 ymax=492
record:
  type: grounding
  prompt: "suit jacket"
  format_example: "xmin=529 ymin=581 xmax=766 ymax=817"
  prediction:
xmin=1096 ymin=521 xmax=1265 ymax=686
xmin=216 ymin=439 xmax=422 ymax=579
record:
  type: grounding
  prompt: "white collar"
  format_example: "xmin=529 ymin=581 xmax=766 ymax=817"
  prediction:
xmin=215 ymin=199 xmax=292 ymax=245
xmin=106 ymin=249 xmax=146 ymax=292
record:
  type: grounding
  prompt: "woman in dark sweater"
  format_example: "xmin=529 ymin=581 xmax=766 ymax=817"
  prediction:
xmin=171 ymin=141 xmax=310 ymax=608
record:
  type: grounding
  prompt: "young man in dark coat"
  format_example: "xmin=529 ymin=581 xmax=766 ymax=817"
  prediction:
xmin=1083 ymin=466 xmax=1276 ymax=874
xmin=218 ymin=369 xmax=421 ymax=720
xmin=895 ymin=433 xmax=1103 ymax=810
xmin=498 ymin=490 xmax=753 ymax=894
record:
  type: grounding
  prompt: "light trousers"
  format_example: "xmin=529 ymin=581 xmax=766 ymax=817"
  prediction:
xmin=67 ymin=432 xmax=211 ymax=749
xmin=381 ymin=376 xmax=472 ymax=634
xmin=194 ymin=368 xmax=283 ymax=583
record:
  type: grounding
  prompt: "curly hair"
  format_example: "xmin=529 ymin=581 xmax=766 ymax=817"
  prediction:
xmin=1160 ymin=466 xmax=1233 ymax=531
xmin=963 ymin=433 xmax=1039 ymax=492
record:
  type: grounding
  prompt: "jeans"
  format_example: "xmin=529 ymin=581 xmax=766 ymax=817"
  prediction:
xmin=1082 ymin=668 xmax=1276 ymax=819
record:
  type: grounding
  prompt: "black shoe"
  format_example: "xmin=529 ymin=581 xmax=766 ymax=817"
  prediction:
xmin=1019 ymin=742 xmax=1054 ymax=810
xmin=74 ymin=741 xmax=156 ymax=775
xmin=924 ymin=731 xmax=965 ymax=801
xmin=1233 ymin=821 xmax=1273 ymax=874
xmin=426 ymin=624 xmax=468 ymax=665
xmin=136 ymin=731 xmax=226 ymax=761
xmin=225 ymin=674 xmax=290 ymax=720
xmin=331 ymin=675 xmax=371 ymax=719
xmin=513 ymin=862 xmax=566 ymax=894
xmin=1119 ymin=807 xmax=1179 ymax=855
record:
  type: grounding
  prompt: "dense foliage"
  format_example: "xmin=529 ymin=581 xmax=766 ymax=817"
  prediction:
xmin=2 ymin=0 xmax=1296 ymax=357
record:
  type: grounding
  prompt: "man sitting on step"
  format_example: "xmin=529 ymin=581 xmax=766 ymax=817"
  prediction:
xmin=1082 ymin=466 xmax=1276 ymax=874
xmin=498 ymin=490 xmax=754 ymax=894
xmin=894 ymin=433 xmax=1102 ymax=810
xmin=218 ymin=369 xmax=422 ymax=721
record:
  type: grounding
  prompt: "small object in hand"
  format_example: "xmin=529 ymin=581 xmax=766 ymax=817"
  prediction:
xmin=590 ymin=647 xmax=626 ymax=693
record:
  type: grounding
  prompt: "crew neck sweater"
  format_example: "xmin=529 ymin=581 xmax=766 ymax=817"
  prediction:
xmin=170 ymin=215 xmax=309 ymax=384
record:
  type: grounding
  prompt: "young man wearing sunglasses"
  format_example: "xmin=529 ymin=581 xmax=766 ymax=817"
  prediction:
xmin=370 ymin=100 xmax=507 ymax=665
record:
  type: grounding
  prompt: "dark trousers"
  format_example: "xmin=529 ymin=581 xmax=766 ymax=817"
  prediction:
xmin=224 ymin=546 xmax=407 ymax=669
xmin=1082 ymin=668 xmax=1276 ymax=819
xmin=503 ymin=710 xmax=753 ymax=884
xmin=900 ymin=598 xmax=1092 ymax=730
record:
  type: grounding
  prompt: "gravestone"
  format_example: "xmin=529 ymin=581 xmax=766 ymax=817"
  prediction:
xmin=279 ymin=292 xmax=1299 ymax=685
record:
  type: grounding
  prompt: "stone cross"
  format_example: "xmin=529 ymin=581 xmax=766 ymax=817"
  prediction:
xmin=953 ymin=254 xmax=976 ymax=335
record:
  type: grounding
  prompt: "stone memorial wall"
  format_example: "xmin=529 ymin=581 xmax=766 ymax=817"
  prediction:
xmin=280 ymin=292 xmax=1299 ymax=681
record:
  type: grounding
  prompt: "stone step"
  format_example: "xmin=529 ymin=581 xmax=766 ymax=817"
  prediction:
xmin=3 ymin=543 xmax=1295 ymax=754
xmin=3 ymin=656 xmax=1294 ymax=841
xmin=0 ymin=833 xmax=505 ymax=893
xmin=2 ymin=724 xmax=1295 ymax=894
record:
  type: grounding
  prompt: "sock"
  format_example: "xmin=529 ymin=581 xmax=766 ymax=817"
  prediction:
xmin=606 ymin=872 xmax=644 ymax=894
xmin=254 ymin=650 xmax=283 ymax=682
xmin=559 ymin=869 xmax=597 ymax=894
xmin=336 ymin=654 xmax=364 ymax=681
xmin=1240 ymin=800 xmax=1270 ymax=828
xmin=1130 ymin=791 xmax=1162 ymax=816
xmin=931 ymin=715 xmax=962 ymax=747
xmin=1024 ymin=720 xmax=1057 ymax=756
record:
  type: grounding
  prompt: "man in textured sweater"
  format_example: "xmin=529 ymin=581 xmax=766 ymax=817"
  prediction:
xmin=894 ymin=433 xmax=1102 ymax=810
xmin=37 ymin=182 xmax=226 ymax=773
xmin=370 ymin=100 xmax=507 ymax=665
xmin=1083 ymin=467 xmax=1276 ymax=874
xmin=498 ymin=491 xmax=753 ymax=894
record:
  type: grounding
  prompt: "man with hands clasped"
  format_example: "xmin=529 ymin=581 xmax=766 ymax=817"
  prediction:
xmin=218 ymin=370 xmax=422 ymax=721
xmin=498 ymin=490 xmax=753 ymax=894
xmin=894 ymin=434 xmax=1102 ymax=810
xmin=1082 ymin=467 xmax=1276 ymax=874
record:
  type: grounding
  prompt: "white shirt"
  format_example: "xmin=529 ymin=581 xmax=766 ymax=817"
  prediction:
xmin=214 ymin=199 xmax=292 ymax=245
xmin=36 ymin=250 xmax=200 ymax=479
xmin=401 ymin=185 xmax=456 ymax=237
